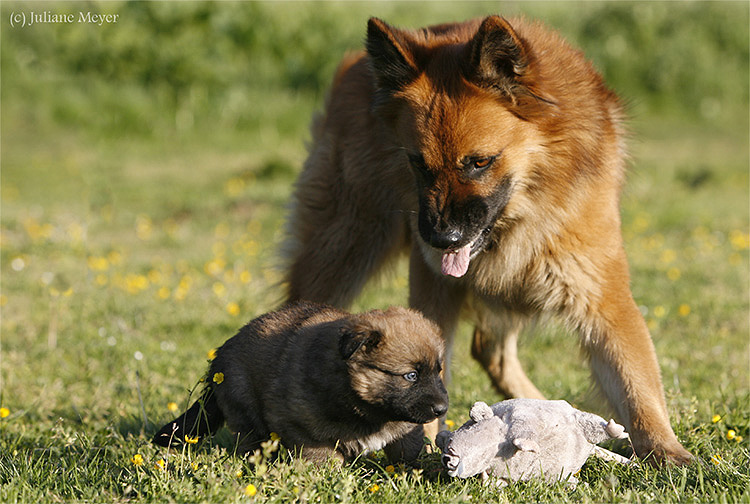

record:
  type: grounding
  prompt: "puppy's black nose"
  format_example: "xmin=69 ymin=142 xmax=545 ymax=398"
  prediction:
xmin=432 ymin=402 xmax=448 ymax=417
xmin=429 ymin=229 xmax=462 ymax=250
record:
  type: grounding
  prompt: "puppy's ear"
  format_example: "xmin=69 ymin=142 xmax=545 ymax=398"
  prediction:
xmin=339 ymin=323 xmax=383 ymax=360
xmin=366 ymin=17 xmax=419 ymax=93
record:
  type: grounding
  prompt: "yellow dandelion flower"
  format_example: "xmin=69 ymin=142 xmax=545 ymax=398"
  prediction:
xmin=154 ymin=458 xmax=166 ymax=470
xmin=712 ymin=414 xmax=721 ymax=423
xmin=245 ymin=240 xmax=260 ymax=257
xmin=95 ymin=274 xmax=108 ymax=287
xmin=226 ymin=302 xmax=240 ymax=316
xmin=727 ymin=429 xmax=736 ymax=440
xmin=667 ymin=267 xmax=681 ymax=281
xmin=240 ymin=271 xmax=252 ymax=284
xmin=87 ymin=256 xmax=109 ymax=272
xmin=445 ymin=419 xmax=455 ymax=429
xmin=191 ymin=461 xmax=200 ymax=471
xmin=157 ymin=286 xmax=171 ymax=300
xmin=184 ymin=435 xmax=199 ymax=444
xmin=711 ymin=454 xmax=721 ymax=465
xmin=178 ymin=275 xmax=193 ymax=289
xmin=213 ymin=372 xmax=225 ymax=384
xmin=736 ymin=436 xmax=744 ymax=443
xmin=235 ymin=469 xmax=243 ymax=478
xmin=62 ymin=287 xmax=73 ymax=297
xmin=385 ymin=465 xmax=395 ymax=473
xmin=269 ymin=432 xmax=280 ymax=441
xmin=136 ymin=215 xmax=153 ymax=240
xmin=660 ymin=249 xmax=676 ymax=264
xmin=215 ymin=222 xmax=231 ymax=239
xmin=147 ymin=269 xmax=162 ymax=284
xmin=107 ymin=250 xmax=123 ymax=265
xmin=225 ymin=177 xmax=246 ymax=197
xmin=163 ymin=218 xmax=179 ymax=238
xmin=130 ymin=454 xmax=144 ymax=466
xmin=369 ymin=484 xmax=380 ymax=493
xmin=632 ymin=213 xmax=650 ymax=233
xmin=212 ymin=241 xmax=227 ymax=257
xmin=204 ymin=258 xmax=226 ymax=277
xmin=212 ymin=282 xmax=226 ymax=298
xmin=167 ymin=402 xmax=178 ymax=413
xmin=679 ymin=304 xmax=691 ymax=317
xmin=207 ymin=348 xmax=217 ymax=360
xmin=124 ymin=273 xmax=149 ymax=294
xmin=0 ymin=295 xmax=6 ymax=307
xmin=244 ymin=484 xmax=257 ymax=497
xmin=0 ymin=407 xmax=9 ymax=418
xmin=653 ymin=306 xmax=666 ymax=318
xmin=729 ymin=230 xmax=750 ymax=250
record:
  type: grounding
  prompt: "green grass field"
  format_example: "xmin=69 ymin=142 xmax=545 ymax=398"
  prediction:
xmin=1 ymin=2 xmax=748 ymax=502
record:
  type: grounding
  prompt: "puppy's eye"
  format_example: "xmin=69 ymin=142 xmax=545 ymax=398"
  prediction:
xmin=403 ymin=371 xmax=418 ymax=382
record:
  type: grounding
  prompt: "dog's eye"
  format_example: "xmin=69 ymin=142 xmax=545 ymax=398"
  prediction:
xmin=403 ymin=371 xmax=418 ymax=382
xmin=473 ymin=157 xmax=493 ymax=169
xmin=461 ymin=155 xmax=496 ymax=177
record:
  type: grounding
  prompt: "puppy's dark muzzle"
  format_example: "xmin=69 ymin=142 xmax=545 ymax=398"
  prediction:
xmin=432 ymin=402 xmax=448 ymax=417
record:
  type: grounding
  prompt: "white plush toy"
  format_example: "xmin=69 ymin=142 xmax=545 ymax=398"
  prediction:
xmin=436 ymin=399 xmax=632 ymax=487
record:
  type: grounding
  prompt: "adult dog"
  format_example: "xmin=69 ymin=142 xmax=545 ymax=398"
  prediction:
xmin=283 ymin=15 xmax=692 ymax=465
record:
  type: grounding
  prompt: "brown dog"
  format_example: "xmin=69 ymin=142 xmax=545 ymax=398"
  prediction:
xmin=153 ymin=301 xmax=448 ymax=463
xmin=283 ymin=16 xmax=692 ymax=465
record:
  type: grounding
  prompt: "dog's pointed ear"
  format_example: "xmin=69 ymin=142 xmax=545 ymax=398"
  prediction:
xmin=465 ymin=16 xmax=531 ymax=101
xmin=366 ymin=17 xmax=419 ymax=93
xmin=339 ymin=323 xmax=383 ymax=360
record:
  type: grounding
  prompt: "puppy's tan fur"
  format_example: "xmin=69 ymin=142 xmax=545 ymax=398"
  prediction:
xmin=153 ymin=301 xmax=448 ymax=463
xmin=283 ymin=16 xmax=692 ymax=464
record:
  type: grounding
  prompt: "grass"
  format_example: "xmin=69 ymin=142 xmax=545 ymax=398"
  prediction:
xmin=1 ymin=1 xmax=748 ymax=502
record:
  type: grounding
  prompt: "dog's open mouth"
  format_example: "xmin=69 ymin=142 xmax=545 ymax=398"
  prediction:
xmin=440 ymin=227 xmax=492 ymax=278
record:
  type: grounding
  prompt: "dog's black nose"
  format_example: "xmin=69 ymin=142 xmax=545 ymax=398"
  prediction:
xmin=429 ymin=229 xmax=462 ymax=250
xmin=432 ymin=402 xmax=448 ymax=417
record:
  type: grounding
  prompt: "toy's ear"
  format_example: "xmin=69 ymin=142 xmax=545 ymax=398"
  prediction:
xmin=435 ymin=430 xmax=452 ymax=451
xmin=339 ymin=320 xmax=383 ymax=360
xmin=605 ymin=419 xmax=628 ymax=439
xmin=513 ymin=438 xmax=540 ymax=453
xmin=470 ymin=401 xmax=494 ymax=422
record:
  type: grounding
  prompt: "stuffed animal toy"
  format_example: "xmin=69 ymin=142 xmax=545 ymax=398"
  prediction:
xmin=436 ymin=399 xmax=632 ymax=487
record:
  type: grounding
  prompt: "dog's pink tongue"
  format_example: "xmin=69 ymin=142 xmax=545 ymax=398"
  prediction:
xmin=441 ymin=245 xmax=471 ymax=278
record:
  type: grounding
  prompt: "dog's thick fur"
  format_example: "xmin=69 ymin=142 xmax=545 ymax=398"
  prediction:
xmin=283 ymin=16 xmax=692 ymax=465
xmin=153 ymin=301 xmax=448 ymax=463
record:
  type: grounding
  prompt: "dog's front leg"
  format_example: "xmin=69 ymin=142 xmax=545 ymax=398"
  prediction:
xmin=582 ymin=268 xmax=693 ymax=466
xmin=408 ymin=248 xmax=466 ymax=439
xmin=470 ymin=309 xmax=544 ymax=400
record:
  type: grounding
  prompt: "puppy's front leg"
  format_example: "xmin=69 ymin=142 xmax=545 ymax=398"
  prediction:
xmin=383 ymin=424 xmax=426 ymax=464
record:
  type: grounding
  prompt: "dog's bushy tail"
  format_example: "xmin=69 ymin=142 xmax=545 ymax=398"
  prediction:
xmin=152 ymin=389 xmax=224 ymax=447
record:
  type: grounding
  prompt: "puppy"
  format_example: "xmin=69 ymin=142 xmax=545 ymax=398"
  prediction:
xmin=283 ymin=16 xmax=692 ymax=464
xmin=153 ymin=301 xmax=448 ymax=463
